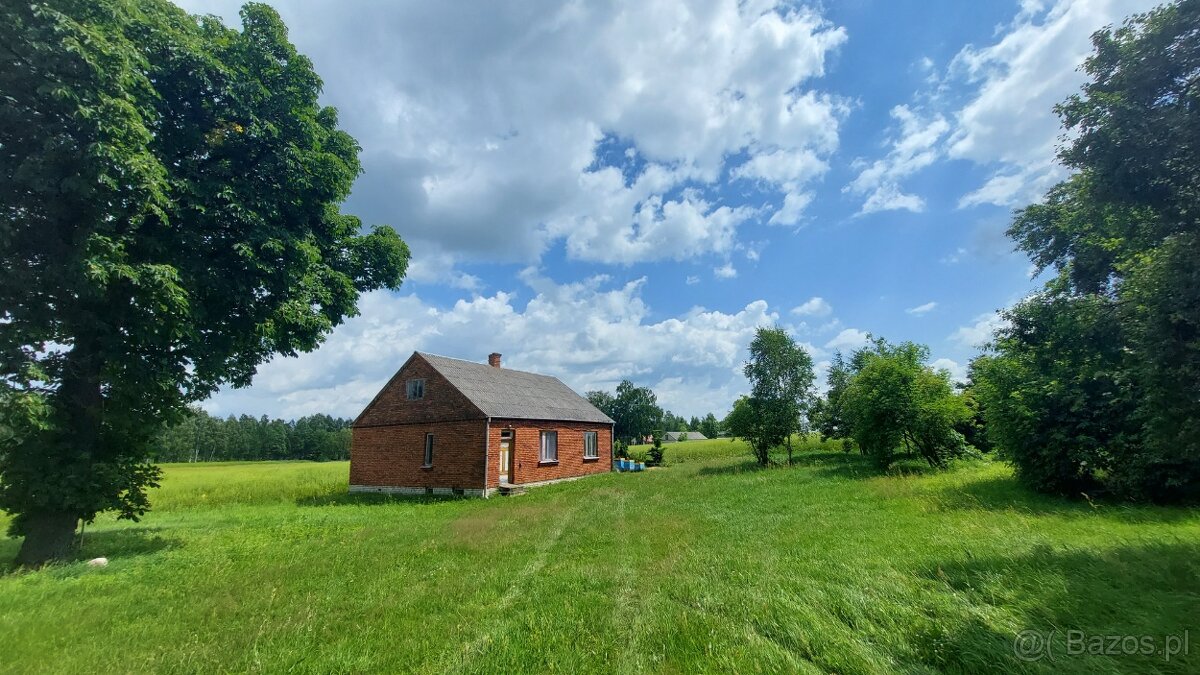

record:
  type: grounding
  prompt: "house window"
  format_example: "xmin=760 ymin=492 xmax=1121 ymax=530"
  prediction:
xmin=406 ymin=378 xmax=425 ymax=400
xmin=423 ymin=433 xmax=434 ymax=466
xmin=583 ymin=431 xmax=599 ymax=459
xmin=539 ymin=431 xmax=558 ymax=463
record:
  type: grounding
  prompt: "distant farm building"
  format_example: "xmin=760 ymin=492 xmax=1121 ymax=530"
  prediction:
xmin=665 ymin=431 xmax=708 ymax=442
xmin=350 ymin=352 xmax=614 ymax=496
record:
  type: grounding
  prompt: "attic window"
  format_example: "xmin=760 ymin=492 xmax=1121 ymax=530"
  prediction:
xmin=406 ymin=378 xmax=425 ymax=400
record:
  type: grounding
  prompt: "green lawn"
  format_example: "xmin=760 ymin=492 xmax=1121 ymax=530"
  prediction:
xmin=1 ymin=440 xmax=1197 ymax=674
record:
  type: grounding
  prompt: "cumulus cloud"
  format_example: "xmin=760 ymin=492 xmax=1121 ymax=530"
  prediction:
xmin=180 ymin=0 xmax=849 ymax=266
xmin=824 ymin=328 xmax=871 ymax=352
xmin=713 ymin=263 xmax=738 ymax=279
xmin=849 ymin=0 xmax=1157 ymax=212
xmin=792 ymin=296 xmax=833 ymax=317
xmin=931 ymin=357 xmax=966 ymax=383
xmin=844 ymin=105 xmax=949 ymax=215
xmin=203 ymin=274 xmax=778 ymax=420
xmin=906 ymin=301 xmax=938 ymax=316
xmin=948 ymin=312 xmax=1009 ymax=348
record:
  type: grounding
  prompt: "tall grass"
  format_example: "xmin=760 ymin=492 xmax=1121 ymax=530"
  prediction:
xmin=0 ymin=447 xmax=1196 ymax=673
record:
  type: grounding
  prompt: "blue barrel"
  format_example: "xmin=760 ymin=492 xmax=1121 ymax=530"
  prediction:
xmin=617 ymin=459 xmax=629 ymax=471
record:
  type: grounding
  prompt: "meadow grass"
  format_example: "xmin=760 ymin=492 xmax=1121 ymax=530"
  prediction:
xmin=0 ymin=443 xmax=1197 ymax=673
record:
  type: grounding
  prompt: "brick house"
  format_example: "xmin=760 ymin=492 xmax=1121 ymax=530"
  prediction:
xmin=350 ymin=351 xmax=615 ymax=497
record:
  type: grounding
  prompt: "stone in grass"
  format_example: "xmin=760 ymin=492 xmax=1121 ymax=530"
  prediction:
xmin=87 ymin=557 xmax=108 ymax=567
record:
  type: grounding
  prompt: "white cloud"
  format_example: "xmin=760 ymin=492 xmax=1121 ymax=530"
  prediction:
xmin=685 ymin=275 xmax=701 ymax=285
xmin=931 ymin=357 xmax=966 ymax=383
xmin=848 ymin=0 xmax=1157 ymax=212
xmin=768 ymin=192 xmax=815 ymax=226
xmin=906 ymin=301 xmax=938 ymax=316
xmin=404 ymin=250 xmax=484 ymax=291
xmin=948 ymin=312 xmax=1009 ymax=348
xmin=792 ymin=296 xmax=833 ymax=317
xmin=947 ymin=0 xmax=1159 ymax=207
xmin=179 ymin=0 xmax=848 ymax=266
xmin=203 ymin=273 xmax=778 ymax=420
xmin=844 ymin=105 xmax=949 ymax=215
xmin=824 ymin=328 xmax=870 ymax=352
xmin=713 ymin=263 xmax=738 ymax=279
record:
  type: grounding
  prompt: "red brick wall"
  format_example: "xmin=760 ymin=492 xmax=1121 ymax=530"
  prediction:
xmin=355 ymin=354 xmax=484 ymax=428
xmin=350 ymin=419 xmax=487 ymax=491
xmin=486 ymin=419 xmax=612 ymax=488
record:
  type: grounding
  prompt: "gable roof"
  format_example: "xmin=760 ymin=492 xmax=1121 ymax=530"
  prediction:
xmin=665 ymin=431 xmax=707 ymax=441
xmin=416 ymin=352 xmax=614 ymax=424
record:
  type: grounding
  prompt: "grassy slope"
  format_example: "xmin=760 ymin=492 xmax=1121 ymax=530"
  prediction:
xmin=0 ymin=441 xmax=1197 ymax=674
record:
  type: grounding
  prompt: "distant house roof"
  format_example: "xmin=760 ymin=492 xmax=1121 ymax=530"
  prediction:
xmin=664 ymin=430 xmax=707 ymax=441
xmin=417 ymin=352 xmax=614 ymax=424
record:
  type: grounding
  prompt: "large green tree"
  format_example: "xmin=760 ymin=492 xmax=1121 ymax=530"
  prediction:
xmin=590 ymin=381 xmax=663 ymax=444
xmin=742 ymin=327 xmax=815 ymax=465
xmin=0 ymin=1 xmax=409 ymax=564
xmin=841 ymin=338 xmax=971 ymax=469
xmin=610 ymin=380 xmax=663 ymax=445
xmin=978 ymin=0 xmax=1200 ymax=501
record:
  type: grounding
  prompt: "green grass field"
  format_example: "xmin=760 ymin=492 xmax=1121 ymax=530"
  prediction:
xmin=1 ymin=439 xmax=1197 ymax=673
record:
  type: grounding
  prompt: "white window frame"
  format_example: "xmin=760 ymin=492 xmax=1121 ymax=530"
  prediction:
xmin=583 ymin=431 xmax=599 ymax=459
xmin=406 ymin=378 xmax=425 ymax=400
xmin=423 ymin=433 xmax=434 ymax=467
xmin=539 ymin=430 xmax=558 ymax=463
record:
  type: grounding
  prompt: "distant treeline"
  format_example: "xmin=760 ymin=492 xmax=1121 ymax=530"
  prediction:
xmin=152 ymin=408 xmax=353 ymax=463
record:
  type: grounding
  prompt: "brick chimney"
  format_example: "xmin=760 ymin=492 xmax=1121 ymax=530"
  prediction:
xmin=488 ymin=352 xmax=502 ymax=368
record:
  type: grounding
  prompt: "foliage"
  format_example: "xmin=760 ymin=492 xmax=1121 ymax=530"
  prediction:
xmin=699 ymin=413 xmax=720 ymax=439
xmin=842 ymin=338 xmax=973 ymax=468
xmin=953 ymin=379 xmax=991 ymax=454
xmin=646 ymin=429 xmax=663 ymax=465
xmin=741 ymin=327 xmax=816 ymax=465
xmin=590 ymin=380 xmax=663 ymax=444
xmin=722 ymin=396 xmax=756 ymax=450
xmin=2 ymin=455 xmax=1197 ymax=673
xmin=585 ymin=390 xmax=615 ymax=417
xmin=0 ymin=0 xmax=410 ymax=563
xmin=973 ymin=287 xmax=1141 ymax=496
xmin=150 ymin=408 xmax=352 ymax=463
xmin=660 ymin=410 xmax=689 ymax=433
xmin=979 ymin=0 xmax=1200 ymax=502
xmin=813 ymin=350 xmax=852 ymax=441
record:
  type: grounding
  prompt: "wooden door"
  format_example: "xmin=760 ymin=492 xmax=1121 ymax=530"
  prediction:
xmin=499 ymin=432 xmax=513 ymax=482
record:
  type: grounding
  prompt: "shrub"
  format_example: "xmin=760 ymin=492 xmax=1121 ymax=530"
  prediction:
xmin=646 ymin=430 xmax=664 ymax=466
xmin=842 ymin=339 xmax=973 ymax=468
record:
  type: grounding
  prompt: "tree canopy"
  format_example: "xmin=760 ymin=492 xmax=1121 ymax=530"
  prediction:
xmin=975 ymin=0 xmax=1200 ymax=502
xmin=740 ymin=327 xmax=815 ymax=465
xmin=842 ymin=339 xmax=971 ymax=468
xmin=0 ymin=0 xmax=409 ymax=564
xmin=587 ymin=380 xmax=663 ymax=444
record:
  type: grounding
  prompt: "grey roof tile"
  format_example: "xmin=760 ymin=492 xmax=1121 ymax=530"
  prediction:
xmin=418 ymin=352 xmax=614 ymax=424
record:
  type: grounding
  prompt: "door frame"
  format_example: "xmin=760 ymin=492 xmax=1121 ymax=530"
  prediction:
xmin=499 ymin=429 xmax=514 ymax=483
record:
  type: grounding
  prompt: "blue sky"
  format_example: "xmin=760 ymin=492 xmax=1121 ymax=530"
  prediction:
xmin=180 ymin=0 xmax=1158 ymax=421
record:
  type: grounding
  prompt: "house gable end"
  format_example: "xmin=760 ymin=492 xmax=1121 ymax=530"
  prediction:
xmin=353 ymin=353 xmax=486 ymax=428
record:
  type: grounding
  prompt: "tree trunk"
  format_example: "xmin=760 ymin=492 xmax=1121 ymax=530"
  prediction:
xmin=14 ymin=511 xmax=79 ymax=567
xmin=12 ymin=334 xmax=102 ymax=566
